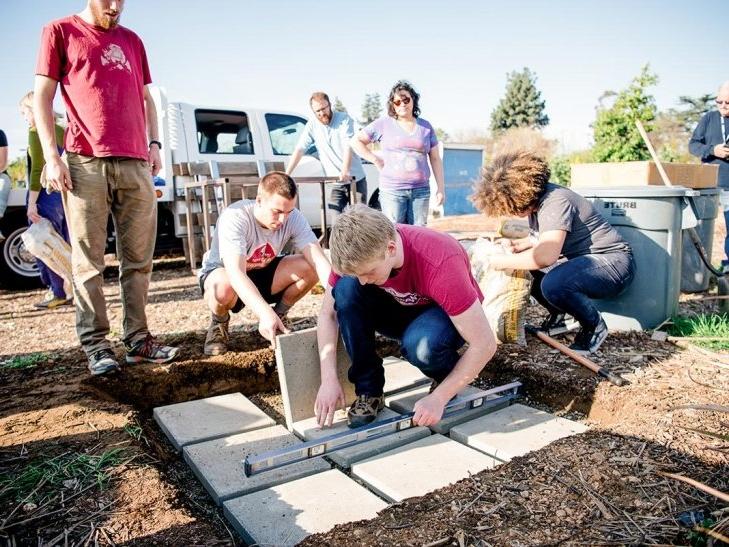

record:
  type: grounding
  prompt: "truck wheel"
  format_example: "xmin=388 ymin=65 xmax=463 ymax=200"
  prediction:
xmin=0 ymin=214 xmax=42 ymax=289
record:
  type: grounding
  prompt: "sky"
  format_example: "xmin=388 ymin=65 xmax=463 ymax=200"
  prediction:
xmin=0 ymin=0 xmax=724 ymax=160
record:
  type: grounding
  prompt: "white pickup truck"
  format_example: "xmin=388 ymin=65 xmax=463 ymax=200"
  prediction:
xmin=0 ymin=86 xmax=380 ymax=288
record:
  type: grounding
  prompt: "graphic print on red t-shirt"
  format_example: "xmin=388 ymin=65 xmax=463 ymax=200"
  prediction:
xmin=381 ymin=286 xmax=429 ymax=306
xmin=247 ymin=242 xmax=276 ymax=269
xmin=100 ymin=44 xmax=132 ymax=72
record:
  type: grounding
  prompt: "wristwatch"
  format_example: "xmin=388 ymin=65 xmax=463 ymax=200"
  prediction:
xmin=149 ymin=140 xmax=162 ymax=150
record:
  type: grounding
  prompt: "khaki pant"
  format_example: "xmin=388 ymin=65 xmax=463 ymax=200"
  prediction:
xmin=63 ymin=153 xmax=156 ymax=356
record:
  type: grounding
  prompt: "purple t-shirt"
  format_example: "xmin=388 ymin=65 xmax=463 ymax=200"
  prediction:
xmin=363 ymin=116 xmax=438 ymax=190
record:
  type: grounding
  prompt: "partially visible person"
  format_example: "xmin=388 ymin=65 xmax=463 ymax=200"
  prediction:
xmin=285 ymin=91 xmax=367 ymax=219
xmin=0 ymin=128 xmax=10 ymax=224
xmin=314 ymin=205 xmax=496 ymax=429
xmin=19 ymin=91 xmax=72 ymax=309
xmin=34 ymin=0 xmax=179 ymax=375
xmin=689 ymin=81 xmax=729 ymax=272
xmin=199 ymin=171 xmax=332 ymax=355
xmin=351 ymin=80 xmax=444 ymax=226
xmin=471 ymin=152 xmax=635 ymax=355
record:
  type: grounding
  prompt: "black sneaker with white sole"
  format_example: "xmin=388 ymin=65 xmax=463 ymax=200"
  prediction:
xmin=569 ymin=317 xmax=609 ymax=355
xmin=87 ymin=349 xmax=120 ymax=376
xmin=540 ymin=313 xmax=580 ymax=336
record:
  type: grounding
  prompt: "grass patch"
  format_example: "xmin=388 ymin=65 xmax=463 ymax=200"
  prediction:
xmin=0 ymin=448 xmax=126 ymax=506
xmin=668 ymin=313 xmax=729 ymax=351
xmin=0 ymin=352 xmax=49 ymax=370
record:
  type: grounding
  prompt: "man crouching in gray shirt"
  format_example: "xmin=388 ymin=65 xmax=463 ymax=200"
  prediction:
xmin=199 ymin=172 xmax=332 ymax=354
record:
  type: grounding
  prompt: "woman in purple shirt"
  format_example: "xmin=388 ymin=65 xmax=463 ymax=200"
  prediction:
xmin=351 ymin=81 xmax=445 ymax=226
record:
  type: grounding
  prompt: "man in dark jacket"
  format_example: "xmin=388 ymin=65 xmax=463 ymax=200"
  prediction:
xmin=689 ymin=81 xmax=729 ymax=271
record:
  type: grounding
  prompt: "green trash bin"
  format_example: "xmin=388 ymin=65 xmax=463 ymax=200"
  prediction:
xmin=681 ymin=188 xmax=719 ymax=293
xmin=574 ymin=186 xmax=698 ymax=331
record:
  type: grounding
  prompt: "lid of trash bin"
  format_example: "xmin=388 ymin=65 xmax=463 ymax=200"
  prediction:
xmin=574 ymin=186 xmax=698 ymax=198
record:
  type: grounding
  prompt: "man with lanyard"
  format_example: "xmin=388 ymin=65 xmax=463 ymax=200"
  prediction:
xmin=690 ymin=81 xmax=729 ymax=272
xmin=286 ymin=92 xmax=368 ymax=219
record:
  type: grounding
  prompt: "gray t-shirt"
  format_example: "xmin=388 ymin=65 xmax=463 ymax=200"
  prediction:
xmin=199 ymin=199 xmax=318 ymax=277
xmin=528 ymin=183 xmax=630 ymax=259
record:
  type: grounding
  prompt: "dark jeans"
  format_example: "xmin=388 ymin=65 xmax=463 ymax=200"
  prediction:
xmin=328 ymin=177 xmax=368 ymax=214
xmin=333 ymin=276 xmax=465 ymax=395
xmin=531 ymin=252 xmax=635 ymax=329
xmin=26 ymin=190 xmax=69 ymax=298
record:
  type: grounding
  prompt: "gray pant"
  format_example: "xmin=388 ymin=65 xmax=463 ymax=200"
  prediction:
xmin=328 ymin=177 xmax=368 ymax=214
xmin=63 ymin=153 xmax=156 ymax=356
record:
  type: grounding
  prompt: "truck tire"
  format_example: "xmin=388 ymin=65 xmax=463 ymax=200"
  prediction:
xmin=0 ymin=213 xmax=43 ymax=289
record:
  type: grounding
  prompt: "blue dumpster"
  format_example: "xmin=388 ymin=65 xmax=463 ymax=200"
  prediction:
xmin=441 ymin=145 xmax=484 ymax=216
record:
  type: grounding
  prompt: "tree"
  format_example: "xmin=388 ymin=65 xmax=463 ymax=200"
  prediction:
xmin=435 ymin=127 xmax=450 ymax=142
xmin=676 ymin=93 xmax=715 ymax=132
xmin=360 ymin=93 xmax=382 ymax=125
xmin=490 ymin=68 xmax=549 ymax=133
xmin=333 ymin=96 xmax=348 ymax=114
xmin=592 ymin=65 xmax=658 ymax=162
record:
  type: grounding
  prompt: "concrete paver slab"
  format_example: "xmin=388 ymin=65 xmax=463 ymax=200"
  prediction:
xmin=223 ymin=469 xmax=387 ymax=545
xmin=275 ymin=328 xmax=355 ymax=429
xmin=153 ymin=393 xmax=275 ymax=451
xmin=386 ymin=385 xmax=510 ymax=434
xmin=351 ymin=434 xmax=498 ymax=502
xmin=183 ymin=425 xmax=330 ymax=505
xmin=292 ymin=407 xmax=430 ymax=468
xmin=449 ymin=403 xmax=589 ymax=461
xmin=382 ymin=357 xmax=429 ymax=394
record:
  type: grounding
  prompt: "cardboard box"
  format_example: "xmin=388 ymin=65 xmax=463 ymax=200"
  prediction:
xmin=570 ymin=161 xmax=718 ymax=189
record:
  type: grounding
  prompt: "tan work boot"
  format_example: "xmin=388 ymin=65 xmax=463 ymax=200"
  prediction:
xmin=204 ymin=314 xmax=230 ymax=356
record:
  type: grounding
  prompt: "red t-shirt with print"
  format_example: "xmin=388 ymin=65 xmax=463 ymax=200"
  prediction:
xmin=329 ymin=224 xmax=483 ymax=316
xmin=36 ymin=15 xmax=152 ymax=160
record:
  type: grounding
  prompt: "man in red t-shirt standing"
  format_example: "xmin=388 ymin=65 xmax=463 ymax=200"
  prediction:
xmin=33 ymin=0 xmax=179 ymax=375
xmin=314 ymin=204 xmax=498 ymax=429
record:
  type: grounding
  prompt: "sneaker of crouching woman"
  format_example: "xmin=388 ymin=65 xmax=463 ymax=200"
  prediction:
xmin=471 ymin=152 xmax=636 ymax=355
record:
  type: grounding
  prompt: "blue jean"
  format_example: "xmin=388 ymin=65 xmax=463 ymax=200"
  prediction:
xmin=721 ymin=189 xmax=729 ymax=268
xmin=531 ymin=252 xmax=635 ymax=329
xmin=26 ymin=190 xmax=69 ymax=299
xmin=379 ymin=186 xmax=430 ymax=226
xmin=333 ymin=276 xmax=465 ymax=395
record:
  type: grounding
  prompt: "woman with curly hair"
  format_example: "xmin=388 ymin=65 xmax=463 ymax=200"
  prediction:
xmin=471 ymin=151 xmax=635 ymax=355
xmin=351 ymin=80 xmax=444 ymax=226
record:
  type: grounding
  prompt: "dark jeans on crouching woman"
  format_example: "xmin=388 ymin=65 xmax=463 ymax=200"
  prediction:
xmin=332 ymin=276 xmax=465 ymax=396
xmin=531 ymin=251 xmax=636 ymax=330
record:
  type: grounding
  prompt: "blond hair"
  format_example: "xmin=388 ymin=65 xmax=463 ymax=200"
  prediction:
xmin=330 ymin=204 xmax=395 ymax=274
xmin=19 ymin=91 xmax=64 ymax=123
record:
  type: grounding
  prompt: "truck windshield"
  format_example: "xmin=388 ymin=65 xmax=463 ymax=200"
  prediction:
xmin=195 ymin=109 xmax=253 ymax=155
xmin=265 ymin=114 xmax=306 ymax=155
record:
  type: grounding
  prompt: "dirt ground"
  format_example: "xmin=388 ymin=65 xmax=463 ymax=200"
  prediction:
xmin=1 ymin=216 xmax=728 ymax=546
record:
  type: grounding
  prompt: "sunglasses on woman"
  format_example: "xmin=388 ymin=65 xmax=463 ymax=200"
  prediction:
xmin=392 ymin=96 xmax=411 ymax=106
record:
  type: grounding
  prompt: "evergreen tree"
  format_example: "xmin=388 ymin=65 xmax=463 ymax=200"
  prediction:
xmin=333 ymin=96 xmax=348 ymax=114
xmin=592 ymin=65 xmax=658 ymax=162
xmin=676 ymin=93 xmax=715 ymax=131
xmin=360 ymin=93 xmax=382 ymax=125
xmin=490 ymin=68 xmax=549 ymax=133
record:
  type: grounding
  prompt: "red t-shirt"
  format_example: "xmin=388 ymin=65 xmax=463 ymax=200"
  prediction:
xmin=36 ymin=15 xmax=152 ymax=160
xmin=329 ymin=225 xmax=483 ymax=316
